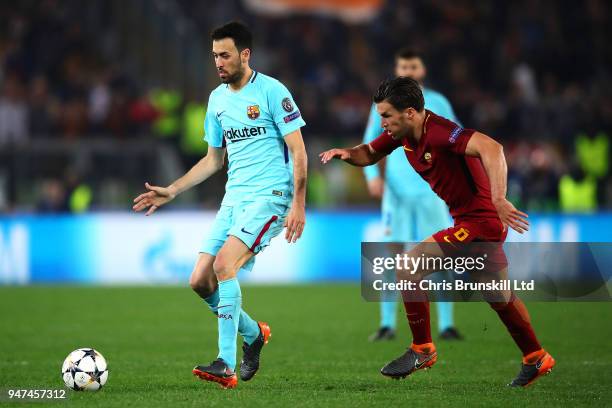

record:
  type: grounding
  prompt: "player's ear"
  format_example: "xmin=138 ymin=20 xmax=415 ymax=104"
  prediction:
xmin=404 ymin=107 xmax=415 ymax=120
xmin=240 ymin=48 xmax=251 ymax=63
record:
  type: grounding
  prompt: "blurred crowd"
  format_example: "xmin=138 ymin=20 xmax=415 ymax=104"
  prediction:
xmin=1 ymin=0 xmax=611 ymax=212
xmin=0 ymin=1 xmax=160 ymax=143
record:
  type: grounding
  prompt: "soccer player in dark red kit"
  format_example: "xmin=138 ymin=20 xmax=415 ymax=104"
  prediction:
xmin=320 ymin=77 xmax=555 ymax=387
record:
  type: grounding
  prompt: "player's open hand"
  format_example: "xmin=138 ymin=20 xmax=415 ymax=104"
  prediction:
xmin=319 ymin=148 xmax=351 ymax=164
xmin=284 ymin=204 xmax=305 ymax=243
xmin=494 ymin=198 xmax=529 ymax=234
xmin=132 ymin=182 xmax=176 ymax=216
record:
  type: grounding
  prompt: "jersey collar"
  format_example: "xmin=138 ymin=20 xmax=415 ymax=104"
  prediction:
xmin=226 ymin=70 xmax=258 ymax=93
xmin=404 ymin=110 xmax=431 ymax=152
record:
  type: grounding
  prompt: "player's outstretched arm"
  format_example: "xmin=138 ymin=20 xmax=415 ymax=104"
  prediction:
xmin=319 ymin=144 xmax=385 ymax=167
xmin=464 ymin=132 xmax=529 ymax=233
xmin=132 ymin=146 xmax=226 ymax=216
xmin=284 ymin=130 xmax=307 ymax=243
xmin=362 ymin=105 xmax=385 ymax=198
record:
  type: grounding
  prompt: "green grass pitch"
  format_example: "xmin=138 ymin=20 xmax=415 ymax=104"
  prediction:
xmin=0 ymin=285 xmax=610 ymax=407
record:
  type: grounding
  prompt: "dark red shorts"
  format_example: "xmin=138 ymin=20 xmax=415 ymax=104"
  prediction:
xmin=432 ymin=217 xmax=508 ymax=270
xmin=432 ymin=217 xmax=507 ymax=243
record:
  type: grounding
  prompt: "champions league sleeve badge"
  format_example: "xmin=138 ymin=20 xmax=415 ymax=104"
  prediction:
xmin=282 ymin=97 xmax=294 ymax=112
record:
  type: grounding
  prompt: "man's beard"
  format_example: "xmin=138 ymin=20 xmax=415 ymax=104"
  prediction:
xmin=221 ymin=65 xmax=245 ymax=85
xmin=390 ymin=124 xmax=413 ymax=140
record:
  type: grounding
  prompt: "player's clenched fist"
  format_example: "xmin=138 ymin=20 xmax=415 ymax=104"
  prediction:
xmin=132 ymin=182 xmax=177 ymax=216
xmin=319 ymin=148 xmax=351 ymax=164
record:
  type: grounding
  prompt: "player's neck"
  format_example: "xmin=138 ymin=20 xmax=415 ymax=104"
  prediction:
xmin=412 ymin=111 xmax=427 ymax=142
xmin=229 ymin=67 xmax=253 ymax=91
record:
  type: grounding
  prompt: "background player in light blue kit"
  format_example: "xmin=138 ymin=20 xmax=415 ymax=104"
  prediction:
xmin=133 ymin=22 xmax=307 ymax=389
xmin=363 ymin=48 xmax=463 ymax=341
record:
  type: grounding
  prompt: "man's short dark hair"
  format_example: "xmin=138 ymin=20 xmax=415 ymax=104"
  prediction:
xmin=373 ymin=77 xmax=425 ymax=112
xmin=395 ymin=47 xmax=422 ymax=61
xmin=211 ymin=21 xmax=253 ymax=51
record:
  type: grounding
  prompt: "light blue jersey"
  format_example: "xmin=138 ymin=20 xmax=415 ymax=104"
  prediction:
xmin=204 ymin=70 xmax=306 ymax=206
xmin=363 ymin=87 xmax=459 ymax=199
xmin=201 ymin=70 xmax=305 ymax=373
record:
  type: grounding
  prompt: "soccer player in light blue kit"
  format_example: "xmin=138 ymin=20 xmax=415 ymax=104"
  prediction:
xmin=132 ymin=22 xmax=307 ymax=389
xmin=364 ymin=48 xmax=463 ymax=341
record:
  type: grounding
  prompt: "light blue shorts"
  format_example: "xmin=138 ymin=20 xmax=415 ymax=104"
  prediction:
xmin=382 ymin=190 xmax=451 ymax=242
xmin=201 ymin=198 xmax=289 ymax=271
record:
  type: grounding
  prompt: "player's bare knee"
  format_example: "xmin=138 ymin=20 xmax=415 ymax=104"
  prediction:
xmin=212 ymin=256 xmax=237 ymax=281
xmin=189 ymin=254 xmax=216 ymax=296
xmin=214 ymin=268 xmax=237 ymax=282
xmin=188 ymin=273 xmax=199 ymax=291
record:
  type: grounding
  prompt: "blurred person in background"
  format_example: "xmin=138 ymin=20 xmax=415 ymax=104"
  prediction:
xmin=0 ymin=74 xmax=28 ymax=146
xmin=36 ymin=179 xmax=68 ymax=213
xmin=28 ymin=75 xmax=59 ymax=136
xmin=523 ymin=146 xmax=559 ymax=212
xmin=362 ymin=48 xmax=462 ymax=342
xmin=0 ymin=74 xmax=28 ymax=211
xmin=559 ymin=162 xmax=597 ymax=213
xmin=88 ymin=69 xmax=112 ymax=134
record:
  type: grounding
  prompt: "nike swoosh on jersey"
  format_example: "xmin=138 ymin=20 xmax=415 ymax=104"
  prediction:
xmin=241 ymin=227 xmax=253 ymax=235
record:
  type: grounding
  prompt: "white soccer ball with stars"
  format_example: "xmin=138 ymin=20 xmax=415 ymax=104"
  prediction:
xmin=61 ymin=348 xmax=108 ymax=391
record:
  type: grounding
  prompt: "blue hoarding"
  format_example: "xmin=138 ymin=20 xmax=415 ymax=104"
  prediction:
xmin=1 ymin=211 xmax=611 ymax=284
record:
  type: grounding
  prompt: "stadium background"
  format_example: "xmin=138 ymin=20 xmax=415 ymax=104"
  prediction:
xmin=1 ymin=0 xmax=611 ymax=284
xmin=0 ymin=1 xmax=611 ymax=406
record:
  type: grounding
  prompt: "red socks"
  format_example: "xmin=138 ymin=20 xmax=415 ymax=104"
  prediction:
xmin=402 ymin=288 xmax=542 ymax=357
xmin=489 ymin=294 xmax=542 ymax=356
xmin=402 ymin=285 xmax=542 ymax=358
xmin=401 ymin=287 xmax=432 ymax=345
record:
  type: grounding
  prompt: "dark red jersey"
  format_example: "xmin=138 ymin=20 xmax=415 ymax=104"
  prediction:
xmin=370 ymin=110 xmax=499 ymax=220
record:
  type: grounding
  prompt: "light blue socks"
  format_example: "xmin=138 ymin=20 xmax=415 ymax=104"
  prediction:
xmin=204 ymin=278 xmax=260 ymax=370
xmin=237 ymin=306 xmax=259 ymax=346
xmin=380 ymin=269 xmax=398 ymax=329
xmin=432 ymin=271 xmax=454 ymax=331
xmin=216 ymin=278 xmax=241 ymax=370
xmin=380 ymin=299 xmax=398 ymax=329
xmin=378 ymin=269 xmax=455 ymax=332
xmin=203 ymin=287 xmax=260 ymax=346
xmin=203 ymin=289 xmax=221 ymax=314
xmin=437 ymin=302 xmax=454 ymax=332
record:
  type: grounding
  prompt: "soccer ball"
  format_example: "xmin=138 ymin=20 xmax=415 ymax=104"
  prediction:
xmin=61 ymin=348 xmax=108 ymax=391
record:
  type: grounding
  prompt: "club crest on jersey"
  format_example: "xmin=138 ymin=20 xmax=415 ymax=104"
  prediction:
xmin=282 ymin=97 xmax=294 ymax=112
xmin=424 ymin=152 xmax=432 ymax=162
xmin=247 ymin=105 xmax=260 ymax=119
